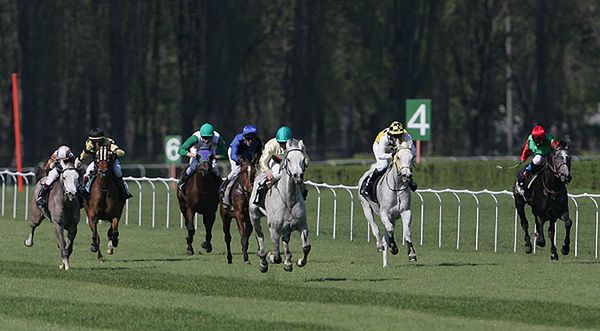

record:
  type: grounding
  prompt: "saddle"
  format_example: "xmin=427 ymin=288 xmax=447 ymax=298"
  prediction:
xmin=516 ymin=166 xmax=543 ymax=198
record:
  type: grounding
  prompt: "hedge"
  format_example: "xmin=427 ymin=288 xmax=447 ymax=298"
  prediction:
xmin=305 ymin=159 xmax=600 ymax=192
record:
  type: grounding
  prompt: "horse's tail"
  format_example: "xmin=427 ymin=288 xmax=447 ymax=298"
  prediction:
xmin=34 ymin=162 xmax=47 ymax=184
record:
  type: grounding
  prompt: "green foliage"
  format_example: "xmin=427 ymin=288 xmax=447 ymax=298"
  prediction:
xmin=306 ymin=159 xmax=600 ymax=191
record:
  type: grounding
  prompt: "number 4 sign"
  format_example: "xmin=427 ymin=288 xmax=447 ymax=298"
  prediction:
xmin=405 ymin=99 xmax=431 ymax=141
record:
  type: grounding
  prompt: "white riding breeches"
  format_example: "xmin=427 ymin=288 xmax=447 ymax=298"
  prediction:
xmin=43 ymin=168 xmax=60 ymax=186
xmin=532 ymin=154 xmax=544 ymax=166
xmin=228 ymin=147 xmax=240 ymax=180
xmin=374 ymin=159 xmax=389 ymax=172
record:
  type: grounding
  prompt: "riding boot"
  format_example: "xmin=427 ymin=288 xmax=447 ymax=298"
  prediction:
xmin=117 ymin=177 xmax=133 ymax=199
xmin=178 ymin=171 xmax=191 ymax=191
xmin=360 ymin=168 xmax=384 ymax=198
xmin=253 ymin=182 xmax=267 ymax=206
xmin=36 ymin=184 xmax=50 ymax=207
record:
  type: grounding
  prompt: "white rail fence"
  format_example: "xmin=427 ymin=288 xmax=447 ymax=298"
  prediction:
xmin=2 ymin=170 xmax=598 ymax=259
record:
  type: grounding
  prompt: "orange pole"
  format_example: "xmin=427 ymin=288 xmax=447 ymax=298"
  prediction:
xmin=12 ymin=73 xmax=23 ymax=192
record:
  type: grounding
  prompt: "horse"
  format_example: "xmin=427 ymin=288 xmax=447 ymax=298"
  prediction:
xmin=358 ymin=147 xmax=417 ymax=267
xmin=176 ymin=148 xmax=222 ymax=255
xmin=513 ymin=141 xmax=572 ymax=260
xmin=249 ymin=139 xmax=311 ymax=273
xmin=24 ymin=159 xmax=81 ymax=270
xmin=83 ymin=146 xmax=127 ymax=262
xmin=219 ymin=156 xmax=258 ymax=264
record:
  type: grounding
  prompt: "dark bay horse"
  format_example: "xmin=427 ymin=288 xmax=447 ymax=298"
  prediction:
xmin=25 ymin=160 xmax=80 ymax=270
xmin=514 ymin=141 xmax=572 ymax=260
xmin=83 ymin=146 xmax=126 ymax=261
xmin=219 ymin=157 xmax=258 ymax=264
xmin=177 ymin=149 xmax=222 ymax=255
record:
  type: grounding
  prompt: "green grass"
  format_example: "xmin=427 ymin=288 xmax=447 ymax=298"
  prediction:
xmin=1 ymin=183 xmax=600 ymax=329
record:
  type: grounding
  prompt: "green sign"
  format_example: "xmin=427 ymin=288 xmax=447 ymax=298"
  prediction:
xmin=405 ymin=99 xmax=431 ymax=141
xmin=164 ymin=135 xmax=182 ymax=164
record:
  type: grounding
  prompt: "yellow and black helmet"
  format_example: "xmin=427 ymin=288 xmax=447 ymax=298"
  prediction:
xmin=388 ymin=121 xmax=404 ymax=135
xmin=88 ymin=127 xmax=105 ymax=141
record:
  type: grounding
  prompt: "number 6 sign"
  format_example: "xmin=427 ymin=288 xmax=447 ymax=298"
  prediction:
xmin=405 ymin=99 xmax=431 ymax=141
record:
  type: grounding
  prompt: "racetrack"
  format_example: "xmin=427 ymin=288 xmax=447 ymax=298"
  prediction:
xmin=2 ymin=211 xmax=600 ymax=330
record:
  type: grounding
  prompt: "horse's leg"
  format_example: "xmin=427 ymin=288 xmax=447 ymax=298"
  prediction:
xmin=548 ymin=219 xmax=559 ymax=260
xmin=107 ymin=217 xmax=120 ymax=255
xmin=515 ymin=197 xmax=532 ymax=253
xmin=24 ymin=212 xmax=44 ymax=247
xmin=534 ymin=214 xmax=546 ymax=248
xmin=380 ymin=213 xmax=398 ymax=255
xmin=87 ymin=214 xmax=103 ymax=261
xmin=185 ymin=209 xmax=196 ymax=255
xmin=268 ymin=225 xmax=282 ymax=264
xmin=200 ymin=212 xmax=214 ymax=253
xmin=297 ymin=221 xmax=311 ymax=268
xmin=221 ymin=208 xmax=233 ymax=264
xmin=65 ymin=220 xmax=78 ymax=260
xmin=282 ymin=233 xmax=293 ymax=272
xmin=359 ymin=196 xmax=384 ymax=251
xmin=232 ymin=208 xmax=250 ymax=264
xmin=560 ymin=210 xmax=572 ymax=255
xmin=249 ymin=205 xmax=267 ymax=272
xmin=400 ymin=209 xmax=417 ymax=262
xmin=52 ymin=221 xmax=69 ymax=270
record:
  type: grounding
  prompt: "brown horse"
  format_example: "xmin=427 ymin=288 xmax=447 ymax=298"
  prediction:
xmin=83 ymin=146 xmax=126 ymax=262
xmin=219 ymin=157 xmax=258 ymax=264
xmin=177 ymin=149 xmax=222 ymax=255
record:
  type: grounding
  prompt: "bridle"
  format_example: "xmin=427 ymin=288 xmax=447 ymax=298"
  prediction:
xmin=282 ymin=148 xmax=305 ymax=179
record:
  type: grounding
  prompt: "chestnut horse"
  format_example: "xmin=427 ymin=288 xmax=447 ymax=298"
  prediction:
xmin=219 ymin=157 xmax=258 ymax=264
xmin=83 ymin=146 xmax=126 ymax=262
xmin=177 ymin=149 xmax=222 ymax=255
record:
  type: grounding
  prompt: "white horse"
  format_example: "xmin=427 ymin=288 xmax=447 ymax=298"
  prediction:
xmin=249 ymin=139 xmax=311 ymax=273
xmin=25 ymin=159 xmax=81 ymax=270
xmin=358 ymin=148 xmax=417 ymax=267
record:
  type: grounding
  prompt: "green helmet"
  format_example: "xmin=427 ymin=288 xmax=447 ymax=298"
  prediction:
xmin=276 ymin=126 xmax=292 ymax=143
xmin=199 ymin=123 xmax=214 ymax=137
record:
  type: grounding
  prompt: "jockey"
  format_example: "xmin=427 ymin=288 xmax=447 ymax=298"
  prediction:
xmin=36 ymin=145 xmax=76 ymax=207
xmin=360 ymin=121 xmax=417 ymax=198
xmin=221 ymin=124 xmax=263 ymax=207
xmin=75 ymin=127 xmax=133 ymax=199
xmin=252 ymin=125 xmax=309 ymax=205
xmin=177 ymin=122 xmax=228 ymax=190
xmin=518 ymin=125 xmax=559 ymax=189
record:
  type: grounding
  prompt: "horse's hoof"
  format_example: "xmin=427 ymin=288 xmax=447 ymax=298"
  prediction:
xmin=377 ymin=245 xmax=384 ymax=252
xmin=24 ymin=239 xmax=33 ymax=247
xmin=90 ymin=244 xmax=98 ymax=253
xmin=259 ymin=262 xmax=268 ymax=273
xmin=201 ymin=242 xmax=212 ymax=253
xmin=551 ymin=253 xmax=559 ymax=261
xmin=284 ymin=264 xmax=293 ymax=272
xmin=524 ymin=244 xmax=533 ymax=254
xmin=243 ymin=260 xmax=251 ymax=265
xmin=536 ymin=239 xmax=546 ymax=248
xmin=409 ymin=255 xmax=417 ymax=262
xmin=561 ymin=245 xmax=570 ymax=255
xmin=187 ymin=248 xmax=194 ymax=256
xmin=297 ymin=258 xmax=307 ymax=268
xmin=390 ymin=245 xmax=399 ymax=255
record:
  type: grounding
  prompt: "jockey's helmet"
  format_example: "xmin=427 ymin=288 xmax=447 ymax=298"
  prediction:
xmin=388 ymin=121 xmax=405 ymax=136
xmin=88 ymin=127 xmax=105 ymax=140
xmin=532 ymin=125 xmax=545 ymax=143
xmin=276 ymin=126 xmax=292 ymax=143
xmin=199 ymin=123 xmax=214 ymax=138
xmin=56 ymin=145 xmax=72 ymax=159
xmin=242 ymin=124 xmax=257 ymax=138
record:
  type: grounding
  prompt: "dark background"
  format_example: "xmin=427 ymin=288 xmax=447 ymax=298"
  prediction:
xmin=1 ymin=0 xmax=600 ymax=165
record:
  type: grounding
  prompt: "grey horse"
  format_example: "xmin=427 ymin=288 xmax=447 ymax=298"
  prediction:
xmin=358 ymin=148 xmax=417 ymax=267
xmin=24 ymin=160 xmax=81 ymax=270
xmin=249 ymin=139 xmax=311 ymax=272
